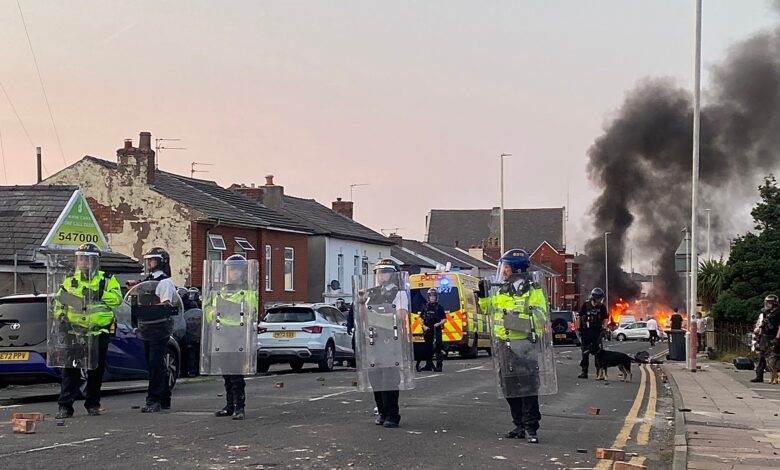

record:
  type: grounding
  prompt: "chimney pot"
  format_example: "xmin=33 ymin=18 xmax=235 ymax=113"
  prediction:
xmin=139 ymin=132 xmax=151 ymax=150
xmin=265 ymin=174 xmax=274 ymax=186
xmin=124 ymin=139 xmax=133 ymax=149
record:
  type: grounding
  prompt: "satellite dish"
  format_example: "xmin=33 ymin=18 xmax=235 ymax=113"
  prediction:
xmin=329 ymin=280 xmax=341 ymax=291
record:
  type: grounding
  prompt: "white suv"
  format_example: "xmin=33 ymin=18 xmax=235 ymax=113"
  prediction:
xmin=257 ymin=304 xmax=354 ymax=373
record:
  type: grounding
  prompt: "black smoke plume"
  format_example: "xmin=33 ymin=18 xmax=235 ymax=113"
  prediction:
xmin=584 ymin=6 xmax=780 ymax=307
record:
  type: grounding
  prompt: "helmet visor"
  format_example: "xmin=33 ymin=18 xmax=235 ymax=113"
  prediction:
xmin=75 ymin=252 xmax=99 ymax=275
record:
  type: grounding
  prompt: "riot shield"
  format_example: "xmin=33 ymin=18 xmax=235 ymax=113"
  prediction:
xmin=124 ymin=281 xmax=183 ymax=342
xmin=46 ymin=251 xmax=100 ymax=370
xmin=487 ymin=271 xmax=557 ymax=398
xmin=200 ymin=259 xmax=260 ymax=376
xmin=353 ymin=272 xmax=415 ymax=392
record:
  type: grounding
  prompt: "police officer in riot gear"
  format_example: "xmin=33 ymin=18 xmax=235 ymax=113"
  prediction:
xmin=417 ymin=288 xmax=446 ymax=372
xmin=752 ymin=294 xmax=780 ymax=383
xmin=489 ymin=249 xmax=556 ymax=444
xmin=53 ymin=243 xmax=122 ymax=419
xmin=138 ymin=247 xmax=178 ymax=413
xmin=577 ymin=288 xmax=609 ymax=379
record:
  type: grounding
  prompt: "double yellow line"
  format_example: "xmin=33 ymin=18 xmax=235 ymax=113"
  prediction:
xmin=595 ymin=361 xmax=658 ymax=469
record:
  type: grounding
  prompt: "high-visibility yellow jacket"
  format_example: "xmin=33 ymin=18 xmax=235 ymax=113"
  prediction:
xmin=205 ymin=289 xmax=259 ymax=326
xmin=54 ymin=270 xmax=121 ymax=335
xmin=491 ymin=286 xmax=547 ymax=340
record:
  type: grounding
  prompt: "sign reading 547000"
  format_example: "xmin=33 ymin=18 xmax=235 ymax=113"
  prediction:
xmin=42 ymin=190 xmax=109 ymax=251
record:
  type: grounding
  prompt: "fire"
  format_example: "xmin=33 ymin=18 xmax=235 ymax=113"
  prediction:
xmin=608 ymin=298 xmax=685 ymax=330
xmin=609 ymin=298 xmax=630 ymax=325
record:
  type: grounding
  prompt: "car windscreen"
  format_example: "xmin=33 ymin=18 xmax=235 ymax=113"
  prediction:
xmin=411 ymin=288 xmax=460 ymax=313
xmin=264 ymin=308 xmax=316 ymax=323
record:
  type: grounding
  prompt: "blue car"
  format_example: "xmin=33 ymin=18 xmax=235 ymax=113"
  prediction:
xmin=0 ymin=293 xmax=182 ymax=390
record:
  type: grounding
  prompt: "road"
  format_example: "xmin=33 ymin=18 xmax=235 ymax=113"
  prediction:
xmin=0 ymin=340 xmax=674 ymax=469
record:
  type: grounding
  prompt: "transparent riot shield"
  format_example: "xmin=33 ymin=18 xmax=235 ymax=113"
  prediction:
xmin=46 ymin=251 xmax=100 ymax=370
xmin=353 ymin=272 xmax=415 ymax=392
xmin=125 ymin=281 xmax=183 ymax=342
xmin=487 ymin=271 xmax=557 ymax=398
xmin=200 ymin=259 xmax=260 ymax=376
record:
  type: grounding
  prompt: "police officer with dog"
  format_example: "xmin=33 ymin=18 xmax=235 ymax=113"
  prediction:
xmin=752 ymin=294 xmax=780 ymax=383
xmin=577 ymin=288 xmax=609 ymax=379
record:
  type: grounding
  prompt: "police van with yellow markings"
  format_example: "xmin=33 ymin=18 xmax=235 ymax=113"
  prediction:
xmin=409 ymin=272 xmax=491 ymax=358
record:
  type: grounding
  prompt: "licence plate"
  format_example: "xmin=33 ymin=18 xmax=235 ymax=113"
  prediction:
xmin=555 ymin=334 xmax=567 ymax=339
xmin=272 ymin=331 xmax=296 ymax=338
xmin=0 ymin=352 xmax=30 ymax=361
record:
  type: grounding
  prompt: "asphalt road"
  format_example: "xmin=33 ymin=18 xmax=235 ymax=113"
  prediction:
xmin=0 ymin=340 xmax=674 ymax=469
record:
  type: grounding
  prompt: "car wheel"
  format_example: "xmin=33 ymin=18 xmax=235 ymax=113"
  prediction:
xmin=347 ymin=358 xmax=356 ymax=368
xmin=318 ymin=342 xmax=335 ymax=372
xmin=257 ymin=358 xmax=271 ymax=373
xmin=616 ymin=334 xmax=627 ymax=342
xmin=290 ymin=360 xmax=304 ymax=372
xmin=165 ymin=347 xmax=180 ymax=391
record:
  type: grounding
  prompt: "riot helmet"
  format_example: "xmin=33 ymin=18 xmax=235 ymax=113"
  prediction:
xmin=335 ymin=297 xmax=345 ymax=309
xmin=765 ymin=294 xmax=779 ymax=311
xmin=373 ymin=258 xmax=399 ymax=286
xmin=225 ymin=254 xmax=248 ymax=290
xmin=75 ymin=242 xmax=100 ymax=277
xmin=496 ymin=249 xmax=530 ymax=283
xmin=427 ymin=288 xmax=438 ymax=304
xmin=143 ymin=247 xmax=171 ymax=278
xmin=590 ymin=287 xmax=605 ymax=304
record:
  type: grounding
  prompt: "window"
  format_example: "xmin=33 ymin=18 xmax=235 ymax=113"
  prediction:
xmin=265 ymin=245 xmax=272 ymax=291
xmin=235 ymin=237 xmax=255 ymax=251
xmin=337 ymin=254 xmax=344 ymax=287
xmin=566 ymin=263 xmax=573 ymax=283
xmin=319 ymin=307 xmax=344 ymax=325
xmin=207 ymin=234 xmax=226 ymax=262
xmin=284 ymin=247 xmax=294 ymax=291
xmin=353 ymin=256 xmax=360 ymax=277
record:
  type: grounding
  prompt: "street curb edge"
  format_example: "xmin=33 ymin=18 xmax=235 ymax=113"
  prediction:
xmin=661 ymin=364 xmax=688 ymax=470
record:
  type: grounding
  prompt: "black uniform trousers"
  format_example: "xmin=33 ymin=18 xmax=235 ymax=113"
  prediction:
xmin=373 ymin=390 xmax=400 ymax=422
xmin=422 ymin=327 xmax=443 ymax=369
xmin=58 ymin=333 xmax=110 ymax=411
xmin=580 ymin=331 xmax=601 ymax=373
xmin=222 ymin=375 xmax=246 ymax=409
xmin=144 ymin=337 xmax=171 ymax=406
xmin=756 ymin=353 xmax=767 ymax=379
xmin=506 ymin=395 xmax=541 ymax=433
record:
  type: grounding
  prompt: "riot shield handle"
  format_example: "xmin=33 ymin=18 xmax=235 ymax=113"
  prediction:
xmin=393 ymin=314 xmax=398 ymax=340
xmin=369 ymin=326 xmax=375 ymax=346
xmin=529 ymin=313 xmax=538 ymax=344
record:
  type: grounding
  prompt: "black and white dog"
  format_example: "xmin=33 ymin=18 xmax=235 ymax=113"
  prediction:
xmin=590 ymin=342 xmax=633 ymax=382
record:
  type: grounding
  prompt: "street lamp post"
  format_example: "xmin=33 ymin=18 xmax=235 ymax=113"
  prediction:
xmin=500 ymin=153 xmax=512 ymax=254
xmin=688 ymin=0 xmax=703 ymax=372
xmin=604 ymin=231 xmax=611 ymax=311
xmin=706 ymin=209 xmax=711 ymax=262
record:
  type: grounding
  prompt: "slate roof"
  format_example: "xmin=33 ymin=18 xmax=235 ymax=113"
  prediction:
xmin=0 ymin=185 xmax=142 ymax=272
xmin=430 ymin=244 xmax=496 ymax=270
xmin=83 ymin=157 xmax=310 ymax=232
xmin=426 ymin=208 xmax=565 ymax=252
xmin=281 ymin=195 xmax=391 ymax=245
xmin=398 ymin=239 xmax=474 ymax=270
xmin=390 ymin=246 xmax=435 ymax=269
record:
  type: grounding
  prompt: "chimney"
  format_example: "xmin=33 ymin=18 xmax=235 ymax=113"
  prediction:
xmin=332 ymin=197 xmax=354 ymax=219
xmin=230 ymin=183 xmax=265 ymax=204
xmin=36 ymin=147 xmax=42 ymax=183
xmin=388 ymin=233 xmax=403 ymax=245
xmin=262 ymin=174 xmax=283 ymax=210
xmin=117 ymin=131 xmax=156 ymax=185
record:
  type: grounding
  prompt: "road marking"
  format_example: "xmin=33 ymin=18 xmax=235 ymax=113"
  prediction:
xmin=629 ymin=455 xmax=647 ymax=466
xmin=637 ymin=364 xmax=657 ymax=446
xmin=0 ymin=437 xmax=102 ymax=457
xmin=455 ymin=366 xmax=485 ymax=373
xmin=596 ymin=365 xmax=648 ymax=470
xmin=415 ymin=373 xmax=443 ymax=380
xmin=0 ymin=404 xmax=22 ymax=409
xmin=309 ymin=390 xmax=356 ymax=402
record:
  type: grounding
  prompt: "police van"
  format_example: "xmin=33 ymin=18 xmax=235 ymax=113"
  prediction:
xmin=409 ymin=272 xmax=491 ymax=358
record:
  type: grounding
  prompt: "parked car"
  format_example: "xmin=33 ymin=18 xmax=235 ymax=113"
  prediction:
xmin=0 ymin=293 xmax=181 ymax=390
xmin=612 ymin=321 xmax=667 ymax=342
xmin=257 ymin=303 xmax=354 ymax=373
xmin=550 ymin=311 xmax=580 ymax=346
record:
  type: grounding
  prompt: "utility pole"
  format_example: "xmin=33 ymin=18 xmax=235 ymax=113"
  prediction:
xmin=500 ymin=153 xmax=512 ymax=254
xmin=604 ymin=231 xmax=611 ymax=312
xmin=706 ymin=209 xmax=711 ymax=262
xmin=688 ymin=0 xmax=703 ymax=372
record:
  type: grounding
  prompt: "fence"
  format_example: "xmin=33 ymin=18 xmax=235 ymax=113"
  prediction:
xmin=714 ymin=320 xmax=755 ymax=355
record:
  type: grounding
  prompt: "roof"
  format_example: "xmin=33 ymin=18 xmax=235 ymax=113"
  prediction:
xmin=426 ymin=208 xmax=565 ymax=252
xmin=281 ymin=195 xmax=391 ymax=245
xmin=390 ymin=246 xmax=435 ymax=269
xmin=82 ymin=157 xmax=309 ymax=232
xmin=0 ymin=185 xmax=142 ymax=272
xmin=399 ymin=239 xmax=474 ymax=270
xmin=430 ymin=244 xmax=496 ymax=270
xmin=0 ymin=185 xmax=78 ymax=261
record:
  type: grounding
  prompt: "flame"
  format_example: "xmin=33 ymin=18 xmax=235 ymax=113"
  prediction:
xmin=608 ymin=298 xmax=686 ymax=330
xmin=609 ymin=298 xmax=631 ymax=324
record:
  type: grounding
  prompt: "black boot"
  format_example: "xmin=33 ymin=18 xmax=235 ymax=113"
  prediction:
xmin=750 ymin=376 xmax=764 ymax=383
xmin=504 ymin=427 xmax=525 ymax=439
xmin=375 ymin=415 xmax=386 ymax=425
xmin=86 ymin=407 xmax=101 ymax=416
xmin=141 ymin=403 xmax=162 ymax=413
xmin=215 ymin=405 xmax=235 ymax=417
xmin=434 ymin=361 xmax=443 ymax=373
xmin=578 ymin=371 xmax=588 ymax=379
xmin=527 ymin=432 xmax=539 ymax=444
xmin=55 ymin=406 xmax=74 ymax=419
xmin=232 ymin=407 xmax=245 ymax=420
xmin=161 ymin=399 xmax=171 ymax=410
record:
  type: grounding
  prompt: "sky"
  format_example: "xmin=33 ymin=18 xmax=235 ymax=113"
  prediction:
xmin=0 ymin=0 xmax=777 ymax=263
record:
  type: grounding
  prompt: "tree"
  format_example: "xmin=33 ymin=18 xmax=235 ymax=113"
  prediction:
xmin=712 ymin=175 xmax=780 ymax=322
xmin=698 ymin=258 xmax=728 ymax=311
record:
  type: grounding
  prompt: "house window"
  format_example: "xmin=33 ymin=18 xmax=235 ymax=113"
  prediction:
xmin=566 ymin=263 xmax=573 ymax=283
xmin=207 ymin=234 xmax=226 ymax=261
xmin=337 ymin=254 xmax=344 ymax=287
xmin=284 ymin=247 xmax=294 ymax=291
xmin=353 ymin=256 xmax=360 ymax=276
xmin=235 ymin=237 xmax=255 ymax=251
xmin=362 ymin=258 xmax=369 ymax=275
xmin=265 ymin=245 xmax=272 ymax=291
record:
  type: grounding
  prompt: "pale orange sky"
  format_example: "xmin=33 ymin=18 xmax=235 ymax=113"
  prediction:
xmin=0 ymin=1 xmax=776 ymax=265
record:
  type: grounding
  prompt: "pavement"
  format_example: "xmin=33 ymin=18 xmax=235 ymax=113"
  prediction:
xmin=663 ymin=355 xmax=780 ymax=469
xmin=0 ymin=341 xmax=672 ymax=469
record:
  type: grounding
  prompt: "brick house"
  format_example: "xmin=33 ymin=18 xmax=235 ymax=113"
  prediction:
xmin=42 ymin=132 xmax=312 ymax=307
xmin=530 ymin=241 xmax=581 ymax=311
